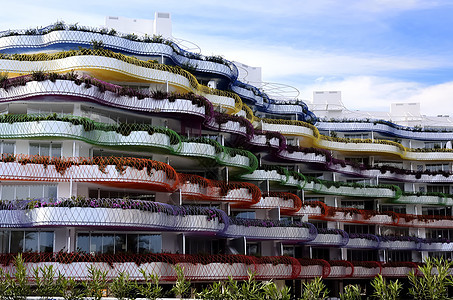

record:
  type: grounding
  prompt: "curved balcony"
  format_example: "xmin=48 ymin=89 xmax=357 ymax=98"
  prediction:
xmin=231 ymin=84 xmax=265 ymax=108
xmin=0 ymin=28 xmax=238 ymax=82
xmin=224 ymin=218 xmax=317 ymax=241
xmin=322 ymin=207 xmax=398 ymax=226
xmin=315 ymin=136 xmax=404 ymax=157
xmin=204 ymin=115 xmax=250 ymax=138
xmin=397 ymin=214 xmax=453 ymax=228
xmin=0 ymin=199 xmax=227 ymax=233
xmin=419 ymin=239 xmax=453 ymax=251
xmin=0 ymin=155 xmax=179 ymax=192
xmin=0 ymin=52 xmax=243 ymax=115
xmin=298 ymin=258 xmax=330 ymax=278
xmin=208 ymin=181 xmax=261 ymax=205
xmin=179 ymin=173 xmax=210 ymax=200
xmin=1 ymin=56 xmax=195 ymax=90
xmin=240 ymin=169 xmax=286 ymax=184
xmin=311 ymin=180 xmax=396 ymax=198
xmin=327 ymin=260 xmax=354 ymax=278
xmin=391 ymin=194 xmax=453 ymax=206
xmin=351 ymin=261 xmax=382 ymax=278
xmin=176 ymin=140 xmax=257 ymax=173
xmin=294 ymin=201 xmax=327 ymax=218
xmin=307 ymin=228 xmax=349 ymax=247
xmin=345 ymin=234 xmax=380 ymax=249
xmin=260 ymin=120 xmax=315 ymax=139
xmin=255 ymin=256 xmax=301 ymax=280
xmin=0 ymin=79 xmax=208 ymax=118
xmin=276 ymin=149 xmax=328 ymax=164
xmin=381 ymin=262 xmax=419 ymax=278
xmin=0 ymin=253 xmax=277 ymax=281
xmin=316 ymin=121 xmax=453 ymax=142
xmin=378 ymin=236 xmax=420 ymax=251
xmin=248 ymin=130 xmax=284 ymax=150
xmin=404 ymin=150 xmax=453 ymax=161
xmin=247 ymin=192 xmax=302 ymax=214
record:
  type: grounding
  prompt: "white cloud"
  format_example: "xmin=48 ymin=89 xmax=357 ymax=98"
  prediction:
xmin=297 ymin=75 xmax=453 ymax=116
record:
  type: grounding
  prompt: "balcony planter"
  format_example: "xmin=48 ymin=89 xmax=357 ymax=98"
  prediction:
xmin=224 ymin=224 xmax=315 ymax=241
xmin=327 ymin=260 xmax=354 ymax=278
xmin=346 ymin=234 xmax=380 ymax=249
xmin=419 ymin=239 xmax=453 ymax=251
xmin=351 ymin=261 xmax=381 ymax=278
xmin=378 ymin=236 xmax=420 ymax=250
xmin=307 ymin=228 xmax=349 ymax=247
xmin=298 ymin=259 xmax=330 ymax=278
xmin=255 ymin=256 xmax=300 ymax=280
xmin=381 ymin=262 xmax=418 ymax=278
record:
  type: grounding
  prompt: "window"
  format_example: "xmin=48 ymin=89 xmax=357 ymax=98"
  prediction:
xmin=344 ymin=133 xmax=369 ymax=139
xmin=343 ymin=225 xmax=375 ymax=234
xmin=381 ymin=205 xmax=406 ymax=214
xmin=29 ymin=143 xmax=61 ymax=157
xmin=0 ymin=142 xmax=14 ymax=155
xmin=427 ymin=185 xmax=451 ymax=194
xmin=76 ymin=233 xmax=161 ymax=254
xmin=347 ymin=249 xmax=378 ymax=261
xmin=341 ymin=200 xmax=365 ymax=210
xmin=0 ymin=184 xmax=57 ymax=200
xmin=246 ymin=242 xmax=260 ymax=256
xmin=387 ymin=250 xmax=412 ymax=262
xmin=425 ymin=141 xmax=448 ymax=149
xmin=232 ymin=211 xmax=256 ymax=219
xmin=425 ymin=164 xmax=450 ymax=172
xmin=0 ymin=231 xmax=54 ymax=253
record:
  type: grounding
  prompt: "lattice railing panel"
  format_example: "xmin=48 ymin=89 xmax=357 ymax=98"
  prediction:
xmin=327 ymin=260 xmax=353 ymax=278
xmin=298 ymin=258 xmax=330 ymax=278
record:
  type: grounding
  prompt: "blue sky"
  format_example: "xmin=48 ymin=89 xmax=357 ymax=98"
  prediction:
xmin=2 ymin=0 xmax=453 ymax=115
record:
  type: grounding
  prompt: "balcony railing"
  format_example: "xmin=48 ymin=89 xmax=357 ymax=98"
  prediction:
xmin=306 ymin=228 xmax=349 ymax=247
xmin=351 ymin=261 xmax=381 ymax=278
xmin=0 ymin=199 xmax=227 ymax=233
xmin=381 ymin=262 xmax=419 ymax=278
xmin=246 ymin=191 xmax=302 ymax=214
xmin=224 ymin=218 xmax=316 ymax=241
xmin=419 ymin=239 xmax=453 ymax=251
xmin=298 ymin=258 xmax=331 ymax=278
xmin=378 ymin=236 xmax=420 ymax=251
xmin=327 ymin=260 xmax=354 ymax=278
xmin=345 ymin=234 xmax=380 ymax=249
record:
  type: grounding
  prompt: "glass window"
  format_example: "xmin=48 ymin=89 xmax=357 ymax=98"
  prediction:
xmin=51 ymin=144 xmax=61 ymax=158
xmin=246 ymin=243 xmax=260 ymax=256
xmin=2 ymin=185 xmax=14 ymax=200
xmin=102 ymin=234 xmax=115 ymax=254
xmin=29 ymin=144 xmax=40 ymax=156
xmin=115 ymin=234 xmax=127 ymax=253
xmin=127 ymin=234 xmax=138 ymax=253
xmin=44 ymin=185 xmax=57 ymax=199
xmin=39 ymin=232 xmax=54 ymax=253
xmin=29 ymin=143 xmax=61 ymax=157
xmin=10 ymin=231 xmax=24 ymax=253
xmin=0 ymin=231 xmax=9 ymax=253
xmin=16 ymin=187 xmax=28 ymax=200
xmin=24 ymin=232 xmax=39 ymax=252
xmin=233 ymin=211 xmax=256 ymax=219
xmin=90 ymin=234 xmax=102 ymax=254
xmin=1 ymin=184 xmax=57 ymax=200
xmin=0 ymin=231 xmax=54 ymax=253
xmin=138 ymin=234 xmax=161 ymax=254
xmin=30 ymin=185 xmax=42 ymax=199
xmin=77 ymin=233 xmax=90 ymax=253
xmin=2 ymin=142 xmax=14 ymax=155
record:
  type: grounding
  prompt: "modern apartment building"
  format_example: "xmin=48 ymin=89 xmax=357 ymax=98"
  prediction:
xmin=0 ymin=12 xmax=452 ymax=297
